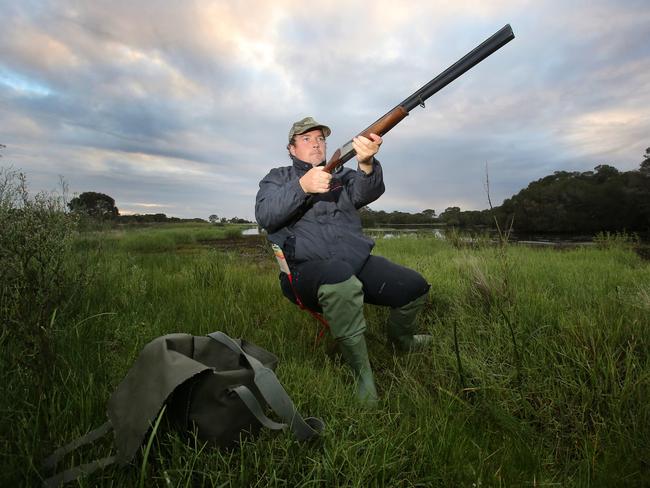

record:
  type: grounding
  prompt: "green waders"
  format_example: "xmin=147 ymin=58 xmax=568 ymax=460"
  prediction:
xmin=318 ymin=276 xmax=378 ymax=406
xmin=387 ymin=292 xmax=433 ymax=351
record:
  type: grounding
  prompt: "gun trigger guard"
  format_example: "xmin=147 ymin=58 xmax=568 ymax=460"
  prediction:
xmin=418 ymin=96 xmax=425 ymax=109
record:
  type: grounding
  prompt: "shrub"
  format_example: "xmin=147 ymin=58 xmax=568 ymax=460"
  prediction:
xmin=0 ymin=167 xmax=85 ymax=381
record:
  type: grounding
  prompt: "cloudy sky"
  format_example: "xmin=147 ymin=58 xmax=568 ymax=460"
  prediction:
xmin=1 ymin=0 xmax=649 ymax=220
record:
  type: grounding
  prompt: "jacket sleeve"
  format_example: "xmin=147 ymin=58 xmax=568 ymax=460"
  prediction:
xmin=345 ymin=159 xmax=386 ymax=208
xmin=255 ymin=168 xmax=309 ymax=233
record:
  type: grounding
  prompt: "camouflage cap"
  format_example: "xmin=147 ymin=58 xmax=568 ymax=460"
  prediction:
xmin=288 ymin=117 xmax=331 ymax=142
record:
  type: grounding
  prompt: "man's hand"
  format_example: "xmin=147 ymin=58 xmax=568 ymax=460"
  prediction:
xmin=353 ymin=133 xmax=383 ymax=174
xmin=299 ymin=166 xmax=332 ymax=194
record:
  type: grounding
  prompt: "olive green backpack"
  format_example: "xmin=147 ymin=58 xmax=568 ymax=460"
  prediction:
xmin=43 ymin=331 xmax=324 ymax=487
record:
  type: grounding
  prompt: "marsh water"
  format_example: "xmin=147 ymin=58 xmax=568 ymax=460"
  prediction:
xmin=241 ymin=225 xmax=597 ymax=245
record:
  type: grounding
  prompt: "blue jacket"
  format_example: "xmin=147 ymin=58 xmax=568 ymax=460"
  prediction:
xmin=255 ymin=156 xmax=385 ymax=273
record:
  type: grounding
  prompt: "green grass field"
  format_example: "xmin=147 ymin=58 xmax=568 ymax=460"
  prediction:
xmin=3 ymin=224 xmax=649 ymax=486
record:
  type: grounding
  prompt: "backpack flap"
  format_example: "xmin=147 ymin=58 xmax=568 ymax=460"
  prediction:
xmin=106 ymin=333 xmax=212 ymax=465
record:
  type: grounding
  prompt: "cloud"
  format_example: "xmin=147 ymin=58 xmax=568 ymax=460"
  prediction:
xmin=1 ymin=0 xmax=649 ymax=219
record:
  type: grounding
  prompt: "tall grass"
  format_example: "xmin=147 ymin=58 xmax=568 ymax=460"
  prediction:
xmin=3 ymin=226 xmax=649 ymax=486
xmin=73 ymin=223 xmax=248 ymax=253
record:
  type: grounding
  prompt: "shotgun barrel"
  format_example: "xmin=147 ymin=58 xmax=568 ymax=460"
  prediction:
xmin=323 ymin=24 xmax=515 ymax=173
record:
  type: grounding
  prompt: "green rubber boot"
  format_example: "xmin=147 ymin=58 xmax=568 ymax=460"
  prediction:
xmin=318 ymin=276 xmax=378 ymax=406
xmin=387 ymin=292 xmax=432 ymax=352
xmin=337 ymin=334 xmax=378 ymax=406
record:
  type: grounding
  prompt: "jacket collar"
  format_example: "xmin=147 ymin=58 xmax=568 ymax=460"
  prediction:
xmin=291 ymin=155 xmax=325 ymax=174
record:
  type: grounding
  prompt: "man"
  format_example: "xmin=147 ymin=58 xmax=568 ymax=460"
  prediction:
xmin=255 ymin=117 xmax=431 ymax=405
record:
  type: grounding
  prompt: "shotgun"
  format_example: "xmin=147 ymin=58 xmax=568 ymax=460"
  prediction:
xmin=323 ymin=24 xmax=515 ymax=174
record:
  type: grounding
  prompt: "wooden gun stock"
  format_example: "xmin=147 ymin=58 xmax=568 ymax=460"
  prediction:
xmin=323 ymin=107 xmax=408 ymax=173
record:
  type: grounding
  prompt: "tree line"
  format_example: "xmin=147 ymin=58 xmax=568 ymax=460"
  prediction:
xmin=359 ymin=208 xmax=438 ymax=227
xmin=68 ymin=193 xmax=252 ymax=224
xmin=439 ymin=150 xmax=650 ymax=234
xmin=66 ymin=147 xmax=650 ymax=234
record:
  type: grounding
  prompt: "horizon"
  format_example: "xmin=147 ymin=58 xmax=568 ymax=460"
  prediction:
xmin=58 ymin=157 xmax=648 ymax=221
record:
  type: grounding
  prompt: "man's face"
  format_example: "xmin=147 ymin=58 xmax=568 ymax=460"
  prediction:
xmin=289 ymin=129 xmax=326 ymax=166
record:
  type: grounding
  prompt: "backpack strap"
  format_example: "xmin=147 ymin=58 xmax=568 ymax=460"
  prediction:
xmin=42 ymin=421 xmax=116 ymax=488
xmin=43 ymin=456 xmax=117 ymax=488
xmin=208 ymin=332 xmax=325 ymax=441
xmin=231 ymin=385 xmax=286 ymax=431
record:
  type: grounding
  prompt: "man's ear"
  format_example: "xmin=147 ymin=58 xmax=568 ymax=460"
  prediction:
xmin=288 ymin=145 xmax=296 ymax=157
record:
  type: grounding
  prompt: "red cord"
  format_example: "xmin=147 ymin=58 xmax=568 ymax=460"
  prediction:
xmin=287 ymin=273 xmax=329 ymax=344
